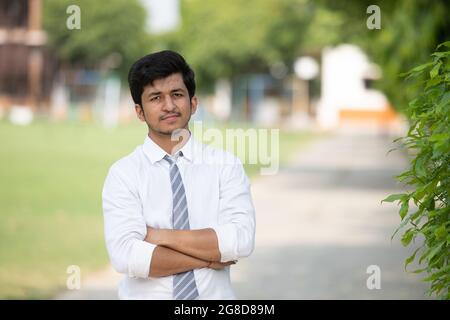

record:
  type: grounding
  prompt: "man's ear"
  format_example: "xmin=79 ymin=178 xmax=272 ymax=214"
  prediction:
xmin=135 ymin=104 xmax=145 ymax=122
xmin=190 ymin=96 xmax=198 ymax=115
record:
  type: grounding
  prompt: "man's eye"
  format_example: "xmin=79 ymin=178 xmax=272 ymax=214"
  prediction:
xmin=173 ymin=93 xmax=183 ymax=97
xmin=150 ymin=96 xmax=160 ymax=102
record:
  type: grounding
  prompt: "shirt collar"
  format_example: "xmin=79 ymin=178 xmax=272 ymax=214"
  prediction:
xmin=142 ymin=132 xmax=200 ymax=164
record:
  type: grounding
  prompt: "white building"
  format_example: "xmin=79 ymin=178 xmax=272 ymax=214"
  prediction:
xmin=316 ymin=44 xmax=397 ymax=129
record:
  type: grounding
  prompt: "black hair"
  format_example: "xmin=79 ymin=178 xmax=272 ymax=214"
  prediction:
xmin=127 ymin=50 xmax=196 ymax=106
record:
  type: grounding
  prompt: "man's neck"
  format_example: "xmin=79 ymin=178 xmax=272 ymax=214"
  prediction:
xmin=148 ymin=129 xmax=191 ymax=155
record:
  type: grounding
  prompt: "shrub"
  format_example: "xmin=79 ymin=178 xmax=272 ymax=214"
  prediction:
xmin=383 ymin=41 xmax=449 ymax=299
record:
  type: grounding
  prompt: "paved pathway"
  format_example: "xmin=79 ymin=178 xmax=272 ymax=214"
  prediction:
xmin=55 ymin=130 xmax=429 ymax=299
xmin=232 ymin=131 xmax=428 ymax=299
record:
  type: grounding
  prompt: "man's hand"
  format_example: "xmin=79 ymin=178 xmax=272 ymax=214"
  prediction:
xmin=149 ymin=245 xmax=237 ymax=277
xmin=145 ymin=226 xmax=222 ymax=262
xmin=149 ymin=246 xmax=209 ymax=277
xmin=145 ymin=226 xmax=236 ymax=274
xmin=207 ymin=260 xmax=236 ymax=270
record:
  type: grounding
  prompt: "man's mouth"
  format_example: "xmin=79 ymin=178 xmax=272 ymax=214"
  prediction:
xmin=161 ymin=113 xmax=180 ymax=121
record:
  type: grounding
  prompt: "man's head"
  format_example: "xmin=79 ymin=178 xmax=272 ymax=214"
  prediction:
xmin=128 ymin=50 xmax=197 ymax=136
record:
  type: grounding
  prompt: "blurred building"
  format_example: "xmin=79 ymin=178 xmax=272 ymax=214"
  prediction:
xmin=228 ymin=74 xmax=291 ymax=125
xmin=0 ymin=0 xmax=51 ymax=116
xmin=207 ymin=44 xmax=400 ymax=132
xmin=205 ymin=69 xmax=317 ymax=128
xmin=316 ymin=44 xmax=398 ymax=130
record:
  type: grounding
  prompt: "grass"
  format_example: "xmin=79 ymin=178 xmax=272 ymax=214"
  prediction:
xmin=0 ymin=119 xmax=319 ymax=299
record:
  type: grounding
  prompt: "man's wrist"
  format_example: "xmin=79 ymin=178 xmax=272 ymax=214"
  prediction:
xmin=146 ymin=227 xmax=170 ymax=245
xmin=157 ymin=229 xmax=172 ymax=246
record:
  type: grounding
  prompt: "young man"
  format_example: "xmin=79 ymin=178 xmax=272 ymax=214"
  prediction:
xmin=102 ymin=50 xmax=256 ymax=299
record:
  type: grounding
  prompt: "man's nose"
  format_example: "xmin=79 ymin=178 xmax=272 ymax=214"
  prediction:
xmin=162 ymin=95 xmax=176 ymax=111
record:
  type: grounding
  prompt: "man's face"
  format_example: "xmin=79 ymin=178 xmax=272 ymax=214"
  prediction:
xmin=135 ymin=73 xmax=197 ymax=136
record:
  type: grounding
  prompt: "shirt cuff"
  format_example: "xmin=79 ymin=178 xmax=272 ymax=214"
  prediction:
xmin=128 ymin=240 xmax=157 ymax=278
xmin=212 ymin=224 xmax=238 ymax=263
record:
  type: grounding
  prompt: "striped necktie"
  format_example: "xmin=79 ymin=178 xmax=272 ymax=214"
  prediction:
xmin=164 ymin=153 xmax=199 ymax=300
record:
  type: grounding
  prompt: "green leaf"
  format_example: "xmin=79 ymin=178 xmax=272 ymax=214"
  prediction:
xmin=422 ymin=273 xmax=439 ymax=282
xmin=396 ymin=170 xmax=412 ymax=182
xmin=429 ymin=62 xmax=442 ymax=79
xmin=401 ymin=229 xmax=416 ymax=246
xmin=436 ymin=92 xmax=450 ymax=112
xmin=399 ymin=200 xmax=409 ymax=220
xmin=381 ymin=193 xmax=407 ymax=203
xmin=409 ymin=62 xmax=434 ymax=73
xmin=431 ymin=52 xmax=450 ymax=59
xmin=425 ymin=76 xmax=441 ymax=89
xmin=434 ymin=225 xmax=447 ymax=240
xmin=421 ymin=265 xmax=449 ymax=282
xmin=391 ymin=213 xmax=412 ymax=241
xmin=386 ymin=147 xmax=399 ymax=156
xmin=414 ymin=155 xmax=428 ymax=177
xmin=410 ymin=267 xmax=427 ymax=274
xmin=405 ymin=247 xmax=422 ymax=271
xmin=427 ymin=242 xmax=445 ymax=262
xmin=428 ymin=133 xmax=449 ymax=142
xmin=437 ymin=41 xmax=450 ymax=49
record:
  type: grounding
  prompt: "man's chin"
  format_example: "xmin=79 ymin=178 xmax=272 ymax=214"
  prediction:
xmin=157 ymin=129 xmax=175 ymax=136
xmin=151 ymin=120 xmax=189 ymax=136
xmin=158 ymin=126 xmax=183 ymax=136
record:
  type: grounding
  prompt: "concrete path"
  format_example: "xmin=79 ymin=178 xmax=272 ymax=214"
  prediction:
xmin=232 ymin=131 xmax=428 ymax=299
xmin=55 ymin=130 xmax=429 ymax=299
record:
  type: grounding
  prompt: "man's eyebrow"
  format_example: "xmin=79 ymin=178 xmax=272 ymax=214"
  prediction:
xmin=147 ymin=91 xmax=161 ymax=98
xmin=146 ymin=88 xmax=186 ymax=97
xmin=170 ymin=88 xmax=186 ymax=93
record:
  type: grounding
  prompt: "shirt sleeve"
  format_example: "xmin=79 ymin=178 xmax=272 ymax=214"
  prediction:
xmin=212 ymin=157 xmax=256 ymax=263
xmin=102 ymin=164 xmax=156 ymax=278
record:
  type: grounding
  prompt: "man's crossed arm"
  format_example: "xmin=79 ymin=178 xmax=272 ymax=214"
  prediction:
xmin=102 ymin=160 xmax=254 ymax=280
xmin=145 ymin=227 xmax=235 ymax=277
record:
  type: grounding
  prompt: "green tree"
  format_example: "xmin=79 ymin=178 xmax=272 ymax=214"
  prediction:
xmin=159 ymin=0 xmax=342 ymax=92
xmin=383 ymin=42 xmax=450 ymax=299
xmin=162 ymin=0 xmax=450 ymax=107
xmin=313 ymin=0 xmax=450 ymax=110
xmin=359 ymin=0 xmax=450 ymax=110
xmin=43 ymin=0 xmax=149 ymax=77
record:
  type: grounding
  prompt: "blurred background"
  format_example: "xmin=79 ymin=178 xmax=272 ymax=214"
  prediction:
xmin=0 ymin=0 xmax=448 ymax=299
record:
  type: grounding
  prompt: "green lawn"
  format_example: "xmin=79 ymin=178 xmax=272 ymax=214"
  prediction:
xmin=0 ymin=119 xmax=318 ymax=299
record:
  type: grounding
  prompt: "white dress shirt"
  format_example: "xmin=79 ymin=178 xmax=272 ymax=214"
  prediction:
xmin=102 ymin=133 xmax=256 ymax=299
